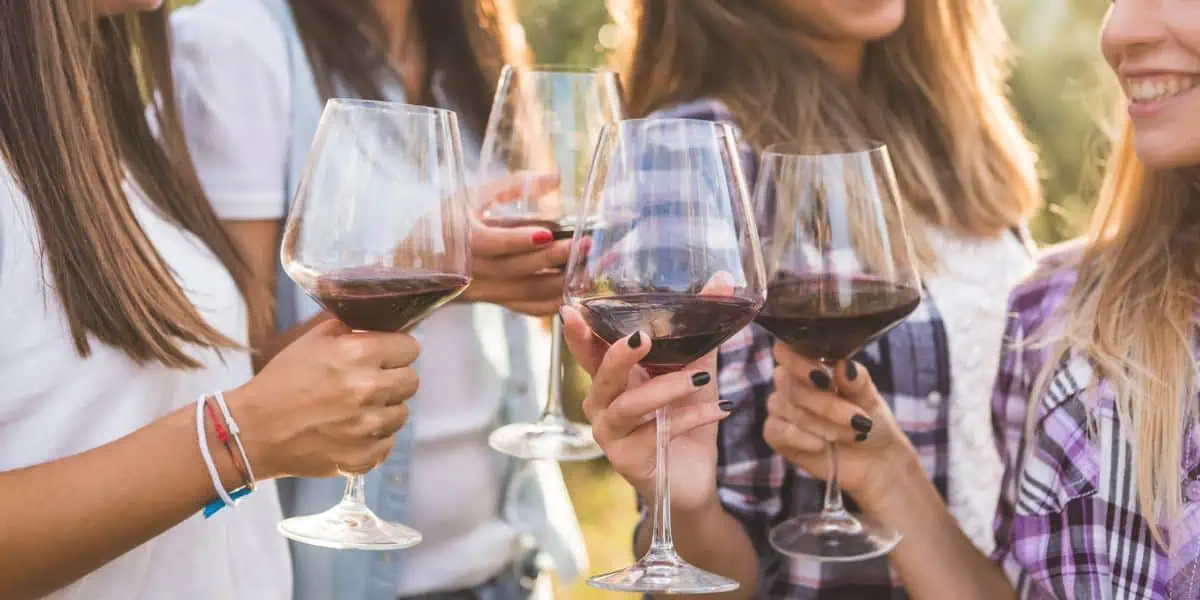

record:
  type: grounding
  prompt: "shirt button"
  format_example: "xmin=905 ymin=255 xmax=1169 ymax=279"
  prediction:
xmin=1187 ymin=481 xmax=1200 ymax=502
xmin=927 ymin=391 xmax=943 ymax=406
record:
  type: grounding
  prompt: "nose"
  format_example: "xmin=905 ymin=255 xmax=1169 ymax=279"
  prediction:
xmin=1102 ymin=0 xmax=1166 ymax=59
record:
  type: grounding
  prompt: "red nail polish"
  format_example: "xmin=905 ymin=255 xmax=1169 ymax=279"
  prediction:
xmin=531 ymin=230 xmax=554 ymax=245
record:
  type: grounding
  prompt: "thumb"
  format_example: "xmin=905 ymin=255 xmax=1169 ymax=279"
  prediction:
xmin=559 ymin=305 xmax=609 ymax=376
xmin=832 ymin=359 xmax=882 ymax=412
xmin=305 ymin=317 xmax=351 ymax=339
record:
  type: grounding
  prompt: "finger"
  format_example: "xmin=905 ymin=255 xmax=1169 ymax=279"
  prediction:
xmin=763 ymin=414 xmax=827 ymax=455
xmin=373 ymin=403 xmax=411 ymax=436
xmin=377 ymin=367 xmax=419 ymax=406
xmin=473 ymin=173 xmax=561 ymax=211
xmin=352 ymin=331 xmax=421 ymax=369
xmin=560 ymin=305 xmax=610 ymax=375
xmin=772 ymin=342 xmax=825 ymax=380
xmin=467 ymin=272 xmax=565 ymax=302
xmin=474 ymin=240 xmax=573 ymax=276
xmin=470 ymin=221 xmax=557 ymax=257
xmin=666 ymin=399 xmax=733 ymax=440
xmin=308 ymin=317 xmax=353 ymax=338
xmin=503 ymin=299 xmax=565 ymax=318
xmin=697 ymin=271 xmax=735 ymax=298
xmin=586 ymin=330 xmax=653 ymax=416
xmin=774 ymin=366 xmax=873 ymax=439
xmin=602 ymin=368 xmax=713 ymax=438
xmin=832 ymin=359 xmax=883 ymax=412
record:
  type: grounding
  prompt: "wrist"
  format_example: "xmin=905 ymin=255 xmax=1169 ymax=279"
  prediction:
xmin=856 ymin=445 xmax=927 ymax=522
xmin=221 ymin=386 xmax=277 ymax=481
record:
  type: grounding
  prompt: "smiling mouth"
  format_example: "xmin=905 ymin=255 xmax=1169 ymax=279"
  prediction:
xmin=1126 ymin=75 xmax=1200 ymax=104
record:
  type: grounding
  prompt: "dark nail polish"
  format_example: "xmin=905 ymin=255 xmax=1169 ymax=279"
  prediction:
xmin=851 ymin=415 xmax=873 ymax=434
xmin=692 ymin=371 xmax=712 ymax=387
xmin=809 ymin=369 xmax=831 ymax=390
xmin=855 ymin=431 xmax=869 ymax=443
xmin=628 ymin=331 xmax=642 ymax=349
xmin=718 ymin=400 xmax=734 ymax=412
xmin=846 ymin=361 xmax=858 ymax=381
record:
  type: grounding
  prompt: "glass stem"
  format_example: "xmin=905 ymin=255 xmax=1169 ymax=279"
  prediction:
xmin=646 ymin=407 xmax=678 ymax=560
xmin=343 ymin=474 xmax=368 ymax=507
xmin=822 ymin=444 xmax=846 ymax=516
xmin=820 ymin=359 xmax=846 ymax=517
xmin=540 ymin=315 xmax=567 ymax=421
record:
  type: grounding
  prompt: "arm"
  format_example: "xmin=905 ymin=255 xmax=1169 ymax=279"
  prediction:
xmin=765 ymin=347 xmax=1017 ymax=600
xmin=0 ymin=397 xmax=245 ymax=599
xmin=0 ymin=321 xmax=421 ymax=599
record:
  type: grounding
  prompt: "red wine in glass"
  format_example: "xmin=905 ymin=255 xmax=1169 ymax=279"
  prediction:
xmin=580 ymin=292 xmax=759 ymax=375
xmin=756 ymin=275 xmax=920 ymax=361
xmin=307 ymin=268 xmax=470 ymax=332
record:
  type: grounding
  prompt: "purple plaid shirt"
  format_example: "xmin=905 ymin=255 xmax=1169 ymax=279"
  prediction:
xmin=636 ymin=99 xmax=952 ymax=599
xmin=992 ymin=245 xmax=1200 ymax=599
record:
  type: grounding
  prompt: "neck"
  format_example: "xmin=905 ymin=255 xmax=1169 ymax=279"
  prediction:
xmin=795 ymin=34 xmax=866 ymax=87
xmin=371 ymin=0 xmax=426 ymax=100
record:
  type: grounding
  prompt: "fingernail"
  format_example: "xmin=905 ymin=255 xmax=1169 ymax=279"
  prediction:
xmin=692 ymin=371 xmax=712 ymax=387
xmin=846 ymin=361 xmax=858 ymax=381
xmin=718 ymin=400 xmax=734 ymax=412
xmin=809 ymin=369 xmax=831 ymax=390
xmin=851 ymin=415 xmax=873 ymax=434
xmin=628 ymin=331 xmax=642 ymax=349
xmin=531 ymin=230 xmax=554 ymax=245
xmin=856 ymin=431 xmax=868 ymax=443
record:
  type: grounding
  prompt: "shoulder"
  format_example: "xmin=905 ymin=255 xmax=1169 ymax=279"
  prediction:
xmin=170 ymin=0 xmax=288 ymax=76
xmin=1006 ymin=238 xmax=1085 ymax=339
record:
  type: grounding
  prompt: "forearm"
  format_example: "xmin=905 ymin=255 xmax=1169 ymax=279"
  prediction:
xmin=635 ymin=501 xmax=760 ymax=600
xmin=868 ymin=455 xmax=1015 ymax=600
xmin=0 ymin=403 xmax=244 ymax=598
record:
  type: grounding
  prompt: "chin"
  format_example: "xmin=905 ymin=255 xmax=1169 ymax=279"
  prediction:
xmin=849 ymin=0 xmax=907 ymax=41
xmin=1133 ymin=134 xmax=1200 ymax=171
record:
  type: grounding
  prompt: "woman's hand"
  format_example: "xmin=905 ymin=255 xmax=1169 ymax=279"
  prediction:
xmin=561 ymin=307 xmax=732 ymax=514
xmin=223 ymin=319 xmax=420 ymax=480
xmin=762 ymin=342 xmax=918 ymax=512
xmin=461 ymin=175 xmax=574 ymax=317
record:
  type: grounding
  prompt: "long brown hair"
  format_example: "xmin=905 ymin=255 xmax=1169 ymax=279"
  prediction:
xmin=611 ymin=0 xmax=1041 ymax=265
xmin=1036 ymin=121 xmax=1200 ymax=544
xmin=288 ymin=0 xmax=528 ymax=139
xmin=0 ymin=2 xmax=255 ymax=368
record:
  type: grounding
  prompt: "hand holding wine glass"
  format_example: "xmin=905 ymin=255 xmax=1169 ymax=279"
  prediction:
xmin=762 ymin=347 xmax=915 ymax=509
xmin=480 ymin=65 xmax=624 ymax=461
xmin=566 ymin=118 xmax=765 ymax=595
xmin=459 ymin=173 xmax=573 ymax=317
xmin=751 ymin=141 xmax=921 ymax=561
xmin=278 ymin=99 xmax=472 ymax=551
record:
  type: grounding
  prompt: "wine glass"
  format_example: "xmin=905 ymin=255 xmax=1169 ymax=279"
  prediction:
xmin=566 ymin=118 xmax=766 ymax=594
xmin=479 ymin=64 xmax=623 ymax=462
xmin=278 ymin=99 xmax=472 ymax=550
xmin=752 ymin=140 xmax=921 ymax=561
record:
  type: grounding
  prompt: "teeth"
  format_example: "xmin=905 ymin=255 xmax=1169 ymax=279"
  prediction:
xmin=1127 ymin=76 xmax=1199 ymax=103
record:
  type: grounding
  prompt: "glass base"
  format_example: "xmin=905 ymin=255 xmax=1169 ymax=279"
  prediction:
xmin=768 ymin=511 xmax=901 ymax=562
xmin=488 ymin=420 xmax=604 ymax=462
xmin=277 ymin=500 xmax=423 ymax=551
xmin=587 ymin=553 xmax=740 ymax=595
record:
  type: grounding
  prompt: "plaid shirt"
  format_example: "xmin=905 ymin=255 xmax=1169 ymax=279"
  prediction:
xmin=637 ymin=99 xmax=952 ymax=599
xmin=991 ymin=246 xmax=1200 ymax=599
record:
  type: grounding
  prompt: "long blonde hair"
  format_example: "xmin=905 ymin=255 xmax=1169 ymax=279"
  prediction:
xmin=610 ymin=0 xmax=1041 ymax=266
xmin=1043 ymin=120 xmax=1200 ymax=543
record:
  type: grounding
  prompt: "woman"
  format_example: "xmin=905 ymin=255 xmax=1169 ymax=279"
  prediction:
xmin=574 ymin=0 xmax=1200 ymax=598
xmin=168 ymin=1 xmax=585 ymax=599
xmin=562 ymin=0 xmax=1040 ymax=596
xmin=0 ymin=1 xmax=419 ymax=599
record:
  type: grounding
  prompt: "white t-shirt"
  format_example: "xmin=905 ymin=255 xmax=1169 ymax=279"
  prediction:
xmin=0 ymin=163 xmax=291 ymax=599
xmin=171 ymin=0 xmax=514 ymax=593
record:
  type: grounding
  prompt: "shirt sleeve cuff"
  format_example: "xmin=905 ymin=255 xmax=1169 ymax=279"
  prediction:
xmin=206 ymin=191 xmax=287 ymax=221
